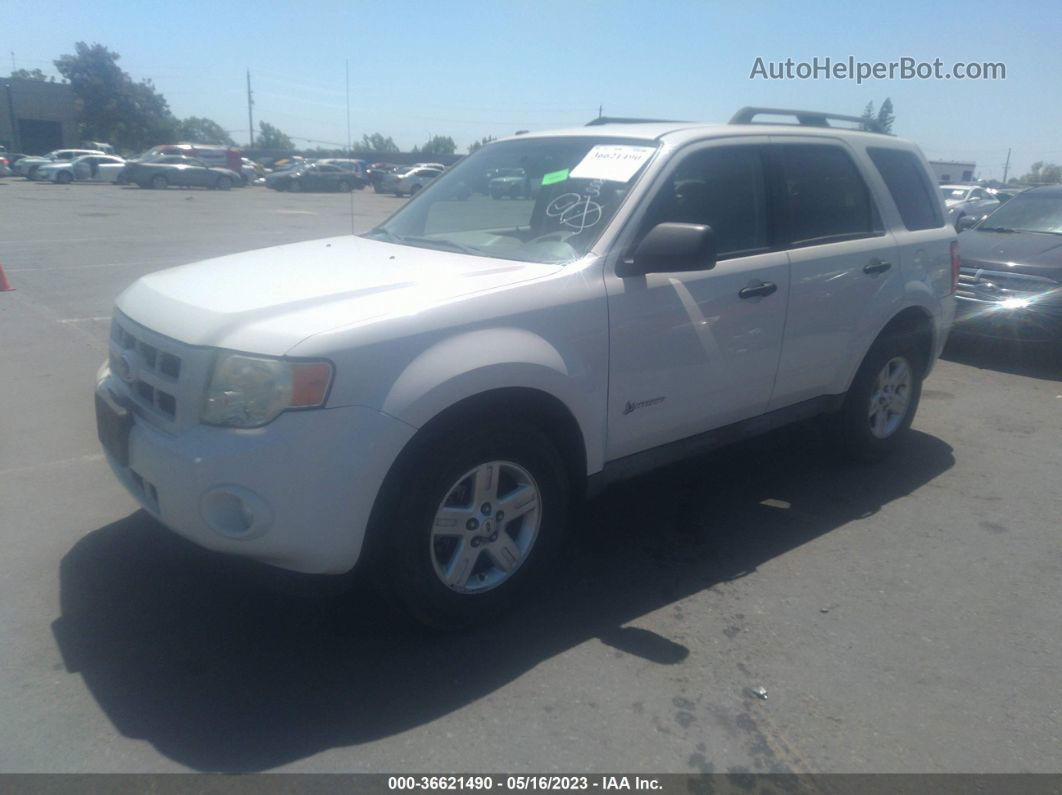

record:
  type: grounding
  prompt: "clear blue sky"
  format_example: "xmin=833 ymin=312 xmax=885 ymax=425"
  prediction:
xmin=5 ymin=0 xmax=1061 ymax=179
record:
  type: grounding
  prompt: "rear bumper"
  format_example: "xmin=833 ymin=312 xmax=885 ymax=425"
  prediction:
xmin=97 ymin=369 xmax=417 ymax=574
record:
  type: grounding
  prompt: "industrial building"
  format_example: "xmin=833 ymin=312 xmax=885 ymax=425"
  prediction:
xmin=0 ymin=77 xmax=78 ymax=154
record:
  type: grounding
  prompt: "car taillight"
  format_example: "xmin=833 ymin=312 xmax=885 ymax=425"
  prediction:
xmin=950 ymin=240 xmax=961 ymax=294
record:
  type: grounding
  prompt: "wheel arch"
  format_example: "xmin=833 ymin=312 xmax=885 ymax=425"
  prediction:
xmin=360 ymin=385 xmax=589 ymax=569
xmin=865 ymin=305 xmax=936 ymax=379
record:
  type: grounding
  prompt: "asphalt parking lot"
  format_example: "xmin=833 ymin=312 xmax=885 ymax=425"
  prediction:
xmin=1 ymin=178 xmax=1060 ymax=775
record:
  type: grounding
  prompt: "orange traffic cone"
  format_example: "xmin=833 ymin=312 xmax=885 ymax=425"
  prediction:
xmin=0 ymin=262 xmax=13 ymax=292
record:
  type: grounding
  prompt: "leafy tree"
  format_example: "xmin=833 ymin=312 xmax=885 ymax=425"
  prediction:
xmin=1020 ymin=161 xmax=1062 ymax=184
xmin=54 ymin=42 xmax=177 ymax=150
xmin=859 ymin=98 xmax=895 ymax=134
xmin=10 ymin=68 xmax=53 ymax=82
xmin=177 ymin=117 xmax=235 ymax=146
xmin=360 ymin=132 xmax=399 ymax=153
xmin=420 ymin=134 xmax=456 ymax=155
xmin=256 ymin=121 xmax=293 ymax=150
xmin=468 ymin=135 xmax=496 ymax=154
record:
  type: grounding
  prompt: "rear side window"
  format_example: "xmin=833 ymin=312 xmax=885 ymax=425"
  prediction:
xmin=867 ymin=147 xmax=944 ymax=231
xmin=776 ymin=144 xmax=880 ymax=246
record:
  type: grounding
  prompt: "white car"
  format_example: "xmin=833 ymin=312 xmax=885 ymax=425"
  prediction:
xmin=386 ymin=166 xmax=442 ymax=196
xmin=16 ymin=149 xmax=107 ymax=180
xmin=940 ymin=184 xmax=1000 ymax=229
xmin=37 ymin=154 xmax=126 ymax=184
xmin=95 ymin=107 xmax=956 ymax=628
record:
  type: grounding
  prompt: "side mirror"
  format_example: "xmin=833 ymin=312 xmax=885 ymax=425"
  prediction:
xmin=956 ymin=215 xmax=978 ymax=232
xmin=618 ymin=222 xmax=717 ymax=277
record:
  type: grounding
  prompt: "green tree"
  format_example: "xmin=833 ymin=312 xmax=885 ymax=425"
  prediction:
xmin=1020 ymin=161 xmax=1062 ymax=184
xmin=859 ymin=98 xmax=895 ymax=134
xmin=54 ymin=42 xmax=177 ymax=150
xmin=468 ymin=135 xmax=496 ymax=154
xmin=420 ymin=134 xmax=456 ymax=155
xmin=360 ymin=132 xmax=399 ymax=153
xmin=256 ymin=121 xmax=293 ymax=150
xmin=10 ymin=68 xmax=52 ymax=81
xmin=176 ymin=117 xmax=235 ymax=145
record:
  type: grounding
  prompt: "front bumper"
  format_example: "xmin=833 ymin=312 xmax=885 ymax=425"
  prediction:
xmin=954 ymin=295 xmax=1062 ymax=341
xmin=96 ymin=369 xmax=416 ymax=574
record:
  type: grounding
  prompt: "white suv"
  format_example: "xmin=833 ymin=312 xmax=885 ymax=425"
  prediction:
xmin=95 ymin=107 xmax=957 ymax=628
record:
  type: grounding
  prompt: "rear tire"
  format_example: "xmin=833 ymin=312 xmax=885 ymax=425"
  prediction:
xmin=379 ymin=422 xmax=570 ymax=630
xmin=56 ymin=171 xmax=73 ymax=184
xmin=150 ymin=174 xmax=168 ymax=190
xmin=288 ymin=180 xmax=302 ymax=193
xmin=215 ymin=175 xmax=232 ymax=190
xmin=828 ymin=334 xmax=924 ymax=462
xmin=337 ymin=179 xmax=353 ymax=193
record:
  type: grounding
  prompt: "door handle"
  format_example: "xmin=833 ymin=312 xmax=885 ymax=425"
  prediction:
xmin=864 ymin=258 xmax=892 ymax=275
xmin=738 ymin=281 xmax=778 ymax=299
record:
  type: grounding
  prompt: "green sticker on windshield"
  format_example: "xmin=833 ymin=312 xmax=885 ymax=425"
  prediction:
xmin=541 ymin=168 xmax=569 ymax=186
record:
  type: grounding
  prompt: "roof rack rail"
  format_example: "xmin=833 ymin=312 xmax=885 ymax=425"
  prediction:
xmin=585 ymin=116 xmax=684 ymax=126
xmin=729 ymin=106 xmax=874 ymax=130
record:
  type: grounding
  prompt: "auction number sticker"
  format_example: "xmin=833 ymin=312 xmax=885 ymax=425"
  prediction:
xmin=569 ymin=145 xmax=656 ymax=182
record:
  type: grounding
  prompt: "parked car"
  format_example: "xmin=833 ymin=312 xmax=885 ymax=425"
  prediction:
xmin=317 ymin=158 xmax=368 ymax=179
xmin=241 ymin=157 xmax=265 ymax=185
xmin=381 ymin=166 xmax=443 ymax=196
xmin=0 ymin=156 xmax=9 ymax=177
xmin=954 ymin=185 xmax=1062 ymax=341
xmin=81 ymin=141 xmax=117 ymax=155
xmin=122 ymin=155 xmax=241 ymax=190
xmin=141 ymin=144 xmax=244 ymax=176
xmin=95 ymin=107 xmax=956 ymax=628
xmin=367 ymin=162 xmax=402 ymax=192
xmin=265 ymin=162 xmax=366 ymax=192
xmin=489 ymin=167 xmax=532 ymax=198
xmin=16 ymin=149 xmax=107 ymax=180
xmin=37 ymin=154 xmax=126 ymax=184
xmin=940 ymin=184 xmax=1000 ymax=229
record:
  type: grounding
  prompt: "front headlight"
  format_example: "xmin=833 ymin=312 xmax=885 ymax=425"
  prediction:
xmin=202 ymin=352 xmax=333 ymax=428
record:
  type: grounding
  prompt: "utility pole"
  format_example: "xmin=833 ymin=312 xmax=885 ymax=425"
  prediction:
xmin=10 ymin=51 xmax=15 ymax=72
xmin=246 ymin=69 xmax=254 ymax=147
xmin=598 ymin=104 xmax=603 ymax=119
xmin=1002 ymin=147 xmax=1011 ymax=184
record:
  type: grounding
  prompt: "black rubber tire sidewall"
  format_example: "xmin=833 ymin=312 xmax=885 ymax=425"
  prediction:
xmin=386 ymin=425 xmax=569 ymax=630
xmin=835 ymin=335 xmax=924 ymax=462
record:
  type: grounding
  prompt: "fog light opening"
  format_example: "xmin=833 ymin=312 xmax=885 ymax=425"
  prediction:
xmin=200 ymin=486 xmax=273 ymax=539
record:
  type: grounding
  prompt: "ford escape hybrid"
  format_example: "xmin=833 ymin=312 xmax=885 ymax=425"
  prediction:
xmin=96 ymin=107 xmax=957 ymax=628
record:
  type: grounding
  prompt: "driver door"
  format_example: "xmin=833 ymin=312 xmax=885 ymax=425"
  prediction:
xmin=604 ymin=139 xmax=789 ymax=461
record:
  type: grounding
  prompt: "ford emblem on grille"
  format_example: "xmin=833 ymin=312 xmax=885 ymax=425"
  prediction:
xmin=117 ymin=351 xmax=138 ymax=383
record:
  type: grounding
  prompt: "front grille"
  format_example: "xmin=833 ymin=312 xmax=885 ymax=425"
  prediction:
xmin=957 ymin=267 xmax=1059 ymax=303
xmin=107 ymin=312 xmax=212 ymax=433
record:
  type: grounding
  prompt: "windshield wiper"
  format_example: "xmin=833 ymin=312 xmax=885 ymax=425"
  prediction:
xmin=978 ymin=226 xmax=1016 ymax=233
xmin=1013 ymin=229 xmax=1062 ymax=236
xmin=364 ymin=227 xmax=400 ymax=242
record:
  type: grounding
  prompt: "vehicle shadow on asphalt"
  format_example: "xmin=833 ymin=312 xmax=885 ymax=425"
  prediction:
xmin=942 ymin=334 xmax=1061 ymax=382
xmin=51 ymin=426 xmax=954 ymax=772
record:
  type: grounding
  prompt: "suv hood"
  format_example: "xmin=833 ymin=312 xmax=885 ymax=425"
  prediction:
xmin=959 ymin=229 xmax=1062 ymax=279
xmin=116 ymin=236 xmax=560 ymax=355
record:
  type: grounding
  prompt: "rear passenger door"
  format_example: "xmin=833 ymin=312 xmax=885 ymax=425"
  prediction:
xmin=766 ymin=138 xmax=900 ymax=410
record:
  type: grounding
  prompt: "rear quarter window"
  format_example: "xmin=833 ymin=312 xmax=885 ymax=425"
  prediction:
xmin=867 ymin=147 xmax=944 ymax=231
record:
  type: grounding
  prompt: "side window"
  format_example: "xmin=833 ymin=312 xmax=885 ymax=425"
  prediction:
xmin=776 ymin=144 xmax=880 ymax=246
xmin=866 ymin=147 xmax=944 ymax=231
xmin=641 ymin=145 xmax=769 ymax=258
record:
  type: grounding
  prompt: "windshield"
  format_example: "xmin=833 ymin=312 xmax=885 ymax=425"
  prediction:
xmin=364 ymin=136 xmax=659 ymax=264
xmin=941 ymin=188 xmax=969 ymax=201
xmin=976 ymin=193 xmax=1062 ymax=234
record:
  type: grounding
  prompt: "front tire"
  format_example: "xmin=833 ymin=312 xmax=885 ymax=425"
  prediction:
xmin=383 ymin=423 xmax=570 ymax=630
xmin=337 ymin=179 xmax=353 ymax=193
xmin=56 ymin=171 xmax=73 ymax=184
xmin=830 ymin=334 xmax=924 ymax=462
xmin=150 ymin=174 xmax=168 ymax=190
xmin=288 ymin=179 xmax=302 ymax=193
xmin=215 ymin=175 xmax=232 ymax=190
